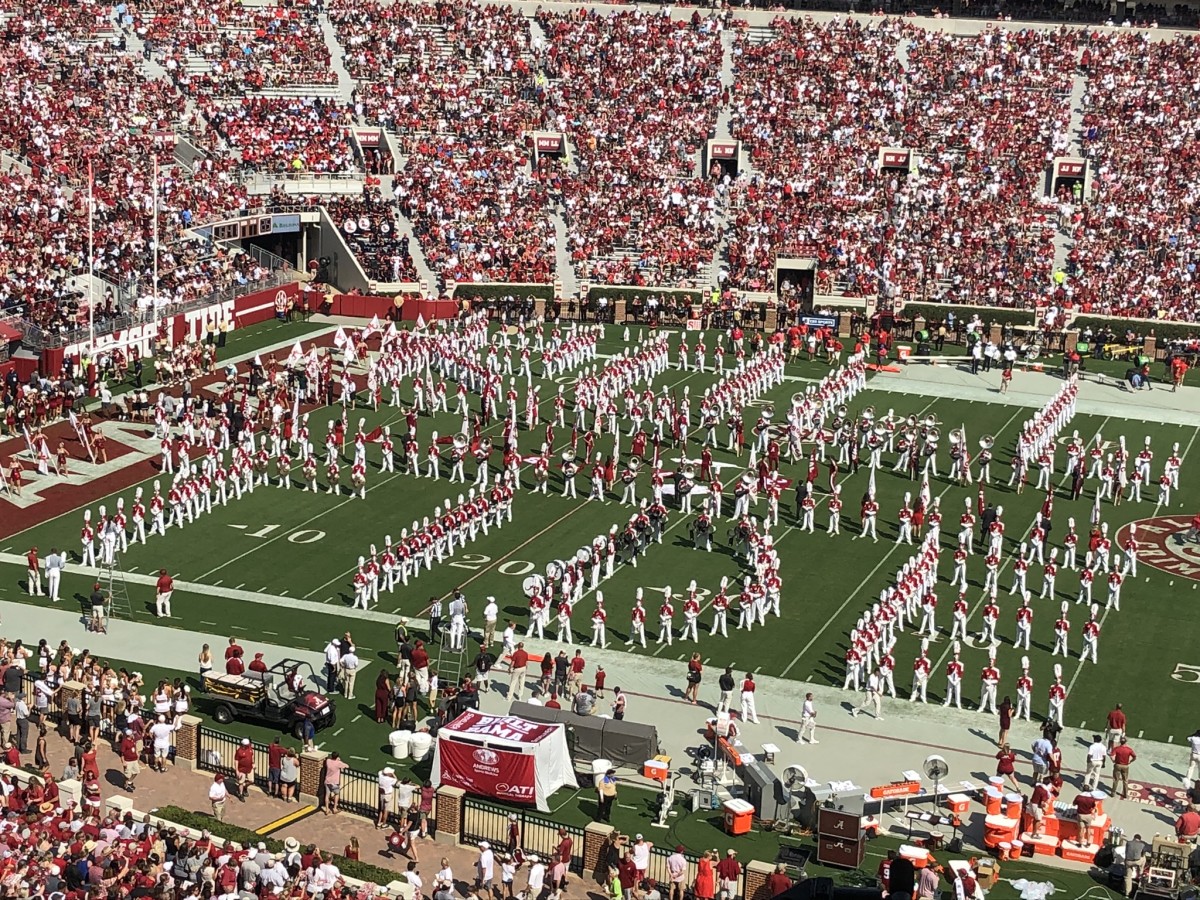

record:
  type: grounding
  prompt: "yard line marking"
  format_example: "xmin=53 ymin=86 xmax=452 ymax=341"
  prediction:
xmin=0 ymin=548 xmax=10 ymax=553
xmin=128 ymin=566 xmax=139 ymax=572
xmin=234 ymin=583 xmax=245 ymax=590
xmin=352 ymin=714 xmax=363 ymax=722
xmin=201 ymin=620 xmax=218 ymax=626
xmin=279 ymin=589 xmax=288 ymax=596
xmin=230 ymin=624 xmax=247 ymax=630
xmin=332 ymin=728 xmax=344 ymax=737
xmin=263 ymin=630 xmax=278 ymax=636
xmin=350 ymin=755 xmax=369 ymax=761
xmin=782 ymin=403 xmax=1027 ymax=680
xmin=213 ymin=580 xmax=223 ymax=586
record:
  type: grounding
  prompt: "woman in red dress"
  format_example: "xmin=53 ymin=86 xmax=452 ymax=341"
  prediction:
xmin=7 ymin=458 xmax=21 ymax=497
xmin=694 ymin=849 xmax=715 ymax=900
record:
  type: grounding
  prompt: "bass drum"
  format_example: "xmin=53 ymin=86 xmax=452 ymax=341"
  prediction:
xmin=522 ymin=575 xmax=546 ymax=598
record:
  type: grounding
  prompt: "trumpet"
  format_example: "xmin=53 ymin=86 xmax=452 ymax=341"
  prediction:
xmin=980 ymin=435 xmax=995 ymax=450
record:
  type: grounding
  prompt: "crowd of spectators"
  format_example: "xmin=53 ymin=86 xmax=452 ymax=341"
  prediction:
xmin=393 ymin=144 xmax=555 ymax=284
xmin=335 ymin=0 xmax=537 ymax=153
xmin=6 ymin=0 xmax=1200 ymax=337
xmin=535 ymin=9 xmax=727 ymax=288
xmin=155 ymin=5 xmax=337 ymax=95
xmin=198 ymin=97 xmax=356 ymax=174
xmin=326 ymin=191 xmax=419 ymax=284
xmin=728 ymin=20 xmax=1072 ymax=307
xmin=1069 ymin=31 xmax=1200 ymax=320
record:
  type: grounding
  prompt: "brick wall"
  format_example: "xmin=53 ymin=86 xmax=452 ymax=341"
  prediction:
xmin=435 ymin=786 xmax=465 ymax=845
xmin=176 ymin=714 xmax=201 ymax=769
xmin=583 ymin=822 xmax=615 ymax=882
xmin=300 ymin=750 xmax=329 ymax=802
xmin=745 ymin=860 xmax=773 ymax=900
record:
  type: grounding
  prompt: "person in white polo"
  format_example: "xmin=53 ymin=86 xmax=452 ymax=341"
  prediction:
xmin=44 ymin=548 xmax=65 ymax=603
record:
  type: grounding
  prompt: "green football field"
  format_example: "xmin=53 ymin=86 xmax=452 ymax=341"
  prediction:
xmin=3 ymin=324 xmax=1200 ymax=745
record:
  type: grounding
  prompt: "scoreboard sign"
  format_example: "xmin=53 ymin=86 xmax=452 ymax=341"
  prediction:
xmin=530 ymin=133 xmax=567 ymax=159
xmin=878 ymin=147 xmax=914 ymax=172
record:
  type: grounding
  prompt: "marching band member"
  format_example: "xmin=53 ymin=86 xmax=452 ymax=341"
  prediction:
xmin=1080 ymin=604 xmax=1101 ymax=663
xmin=351 ymin=461 xmax=367 ymax=500
xmin=1052 ymin=602 xmax=1071 ymax=656
xmin=681 ymin=582 xmax=701 ymax=642
xmin=949 ymin=541 xmax=968 ymax=591
xmin=948 ymin=591 xmax=969 ymax=641
xmin=711 ymin=578 xmax=729 ymax=637
xmin=561 ymin=451 xmax=580 ymax=499
xmin=556 ymin=596 xmax=574 ymax=645
xmin=1015 ymin=658 xmax=1033 ymax=721
xmin=943 ymin=643 xmax=963 ymax=709
xmin=628 ymin=590 xmax=649 ymax=648
xmin=590 ymin=594 xmax=607 ymax=649
xmin=979 ymin=655 xmax=1000 ymax=715
xmin=979 ymin=594 xmax=1000 ymax=646
xmin=910 ymin=640 xmax=931 ymax=703
xmin=1047 ymin=665 xmax=1067 ymax=726
xmin=1015 ymin=593 xmax=1034 ymax=649
xmin=857 ymin=492 xmax=879 ymax=542
xmin=656 ymin=589 xmax=675 ymax=646
xmin=1063 ymin=517 xmax=1079 ymax=570
xmin=1106 ymin=557 xmax=1123 ymax=610
xmin=827 ymin=485 xmax=842 ymax=535
xmin=896 ymin=493 xmax=914 ymax=545
xmin=1010 ymin=543 xmax=1030 ymax=595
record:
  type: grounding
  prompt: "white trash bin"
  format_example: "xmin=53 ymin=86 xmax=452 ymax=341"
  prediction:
xmin=410 ymin=732 xmax=433 ymax=762
xmin=591 ymin=758 xmax=612 ymax=788
xmin=390 ymin=730 xmax=413 ymax=760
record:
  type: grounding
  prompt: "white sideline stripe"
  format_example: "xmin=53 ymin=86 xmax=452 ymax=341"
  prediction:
xmin=0 ymin=552 xmax=413 ymax=626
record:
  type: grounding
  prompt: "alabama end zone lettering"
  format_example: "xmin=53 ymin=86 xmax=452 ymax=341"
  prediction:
xmin=1115 ymin=516 xmax=1200 ymax=579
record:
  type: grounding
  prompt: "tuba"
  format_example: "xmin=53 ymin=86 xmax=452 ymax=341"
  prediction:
xmin=479 ymin=437 xmax=493 ymax=454
xmin=948 ymin=429 xmax=964 ymax=447
xmin=980 ymin=435 xmax=995 ymax=450
xmin=628 ymin=456 xmax=643 ymax=473
xmin=453 ymin=433 xmax=468 ymax=451
xmin=862 ymin=406 xmax=876 ymax=423
xmin=562 ymin=449 xmax=576 ymax=463
xmin=682 ymin=464 xmax=696 ymax=480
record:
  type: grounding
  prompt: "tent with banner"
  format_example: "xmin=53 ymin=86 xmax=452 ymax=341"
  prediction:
xmin=431 ymin=710 xmax=573 ymax=812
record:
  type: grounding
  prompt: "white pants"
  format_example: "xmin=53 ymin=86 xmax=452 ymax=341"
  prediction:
xmin=740 ymin=691 xmax=759 ymax=724
xmin=47 ymin=569 xmax=60 ymax=602
xmin=157 ymin=590 xmax=172 ymax=618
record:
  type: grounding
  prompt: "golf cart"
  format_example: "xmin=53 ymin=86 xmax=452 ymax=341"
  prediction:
xmin=201 ymin=659 xmax=335 ymax=738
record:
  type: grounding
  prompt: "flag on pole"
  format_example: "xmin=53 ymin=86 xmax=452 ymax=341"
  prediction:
xmin=414 ymin=313 xmax=426 ymax=331
xmin=362 ymin=314 xmax=381 ymax=338
xmin=286 ymin=342 xmax=303 ymax=366
xmin=333 ymin=326 xmax=349 ymax=349
xmin=868 ymin=464 xmax=877 ymax=498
